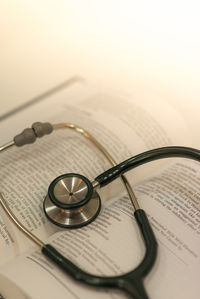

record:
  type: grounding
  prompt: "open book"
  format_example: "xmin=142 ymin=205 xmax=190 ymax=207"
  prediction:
xmin=0 ymin=79 xmax=199 ymax=299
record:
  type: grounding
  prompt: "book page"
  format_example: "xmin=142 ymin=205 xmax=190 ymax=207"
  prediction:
xmin=163 ymin=96 xmax=200 ymax=148
xmin=0 ymin=160 xmax=199 ymax=299
xmin=0 ymin=84 xmax=192 ymax=266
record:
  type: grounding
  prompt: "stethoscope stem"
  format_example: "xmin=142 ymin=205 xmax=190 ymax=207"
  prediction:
xmin=52 ymin=123 xmax=141 ymax=211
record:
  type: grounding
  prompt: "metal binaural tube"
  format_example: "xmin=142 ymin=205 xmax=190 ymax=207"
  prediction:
xmin=0 ymin=192 xmax=44 ymax=247
xmin=0 ymin=123 xmax=140 ymax=210
xmin=0 ymin=141 xmax=15 ymax=152
xmin=0 ymin=121 xmax=140 ymax=244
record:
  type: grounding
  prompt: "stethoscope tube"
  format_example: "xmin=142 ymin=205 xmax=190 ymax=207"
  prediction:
xmin=42 ymin=209 xmax=157 ymax=299
xmin=41 ymin=144 xmax=200 ymax=299
xmin=95 ymin=146 xmax=200 ymax=187
xmin=1 ymin=122 xmax=200 ymax=299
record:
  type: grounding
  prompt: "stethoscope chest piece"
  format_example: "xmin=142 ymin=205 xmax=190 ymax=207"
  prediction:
xmin=43 ymin=173 xmax=101 ymax=228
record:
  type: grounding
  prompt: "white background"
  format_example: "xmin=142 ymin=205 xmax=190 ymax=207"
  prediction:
xmin=1 ymin=1 xmax=200 ymax=126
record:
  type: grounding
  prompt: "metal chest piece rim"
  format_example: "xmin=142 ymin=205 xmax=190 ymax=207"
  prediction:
xmin=43 ymin=173 xmax=101 ymax=228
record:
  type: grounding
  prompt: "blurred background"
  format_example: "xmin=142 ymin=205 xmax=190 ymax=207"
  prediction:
xmin=1 ymin=1 xmax=200 ymax=122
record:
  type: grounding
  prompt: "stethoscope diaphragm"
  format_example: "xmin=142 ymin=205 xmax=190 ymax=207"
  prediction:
xmin=43 ymin=173 xmax=101 ymax=228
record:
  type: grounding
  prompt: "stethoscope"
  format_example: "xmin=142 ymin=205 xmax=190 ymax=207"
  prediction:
xmin=0 ymin=121 xmax=200 ymax=299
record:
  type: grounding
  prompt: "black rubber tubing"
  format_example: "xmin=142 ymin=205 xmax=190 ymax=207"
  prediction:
xmin=42 ymin=209 xmax=156 ymax=299
xmin=95 ymin=146 xmax=200 ymax=187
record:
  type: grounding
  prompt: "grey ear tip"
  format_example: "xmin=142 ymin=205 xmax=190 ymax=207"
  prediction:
xmin=14 ymin=122 xmax=53 ymax=146
xmin=44 ymin=122 xmax=53 ymax=134
xmin=14 ymin=128 xmax=36 ymax=146
xmin=32 ymin=122 xmax=53 ymax=137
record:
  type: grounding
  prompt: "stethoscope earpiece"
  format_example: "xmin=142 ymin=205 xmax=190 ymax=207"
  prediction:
xmin=43 ymin=173 xmax=101 ymax=228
